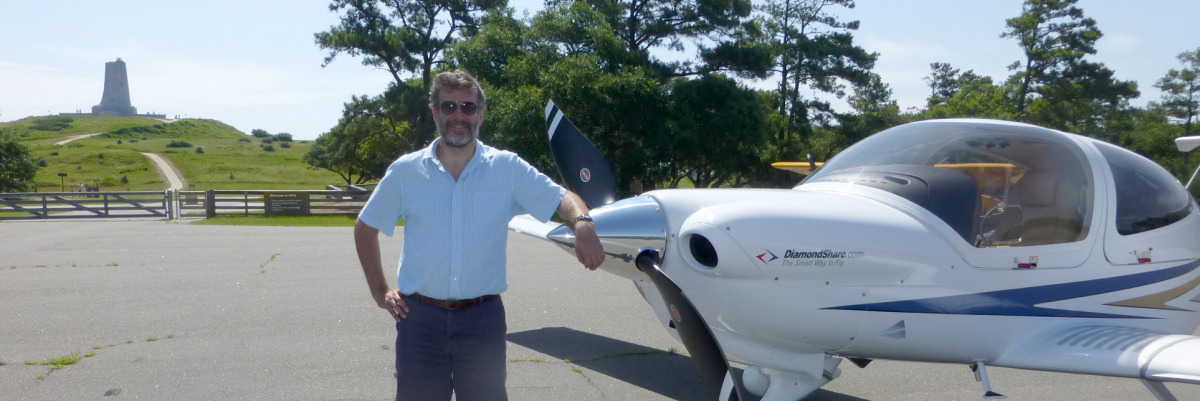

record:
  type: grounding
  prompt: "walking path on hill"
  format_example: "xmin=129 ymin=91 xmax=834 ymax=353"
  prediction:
xmin=54 ymin=133 xmax=101 ymax=145
xmin=140 ymin=152 xmax=186 ymax=191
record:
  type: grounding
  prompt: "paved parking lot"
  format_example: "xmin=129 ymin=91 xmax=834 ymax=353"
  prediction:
xmin=2 ymin=219 xmax=1198 ymax=400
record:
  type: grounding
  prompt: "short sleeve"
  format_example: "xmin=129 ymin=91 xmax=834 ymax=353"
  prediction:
xmin=510 ymin=154 xmax=566 ymax=222
xmin=358 ymin=161 xmax=406 ymax=236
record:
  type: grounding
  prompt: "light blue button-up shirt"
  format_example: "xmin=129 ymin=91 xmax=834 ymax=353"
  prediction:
xmin=358 ymin=138 xmax=566 ymax=300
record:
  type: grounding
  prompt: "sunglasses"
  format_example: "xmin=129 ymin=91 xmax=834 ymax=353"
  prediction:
xmin=439 ymin=101 xmax=480 ymax=116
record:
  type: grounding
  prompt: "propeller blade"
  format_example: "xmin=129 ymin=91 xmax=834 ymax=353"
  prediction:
xmin=544 ymin=100 xmax=617 ymax=208
xmin=635 ymin=250 xmax=747 ymax=401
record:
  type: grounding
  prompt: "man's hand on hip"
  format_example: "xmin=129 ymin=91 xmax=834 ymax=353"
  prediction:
xmin=376 ymin=288 xmax=409 ymax=321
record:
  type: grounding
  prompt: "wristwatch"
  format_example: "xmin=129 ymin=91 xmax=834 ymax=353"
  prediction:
xmin=574 ymin=213 xmax=593 ymax=226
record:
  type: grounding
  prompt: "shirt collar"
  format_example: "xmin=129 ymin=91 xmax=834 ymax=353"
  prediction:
xmin=423 ymin=137 xmax=490 ymax=173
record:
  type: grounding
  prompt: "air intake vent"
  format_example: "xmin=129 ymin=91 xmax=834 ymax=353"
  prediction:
xmin=689 ymin=234 xmax=718 ymax=268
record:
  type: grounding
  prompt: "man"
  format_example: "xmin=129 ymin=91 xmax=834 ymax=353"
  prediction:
xmin=354 ymin=69 xmax=605 ymax=401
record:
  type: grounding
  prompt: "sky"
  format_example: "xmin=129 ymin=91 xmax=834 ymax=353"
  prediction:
xmin=2 ymin=0 xmax=1197 ymax=141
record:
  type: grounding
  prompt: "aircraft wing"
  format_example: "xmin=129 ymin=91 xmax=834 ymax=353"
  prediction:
xmin=994 ymin=323 xmax=1200 ymax=384
xmin=508 ymin=214 xmax=561 ymax=241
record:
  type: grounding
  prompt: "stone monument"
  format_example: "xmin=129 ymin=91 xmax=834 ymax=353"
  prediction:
xmin=91 ymin=58 xmax=138 ymax=116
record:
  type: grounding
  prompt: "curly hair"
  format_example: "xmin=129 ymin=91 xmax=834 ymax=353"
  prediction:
xmin=428 ymin=70 xmax=486 ymax=110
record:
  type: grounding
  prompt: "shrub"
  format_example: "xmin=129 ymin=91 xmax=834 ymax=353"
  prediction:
xmin=166 ymin=140 xmax=193 ymax=148
xmin=251 ymin=129 xmax=271 ymax=138
xmin=195 ymin=147 xmax=204 ymax=154
xmin=120 ymin=175 xmax=129 ymax=184
xmin=274 ymin=133 xmax=293 ymax=142
xmin=280 ymin=142 xmax=291 ymax=148
xmin=238 ymin=138 xmax=252 ymax=143
xmin=262 ymin=145 xmax=275 ymax=152
xmin=30 ymin=116 xmax=73 ymax=131
xmin=97 ymin=153 xmax=104 ymax=159
xmin=262 ymin=137 xmax=274 ymax=144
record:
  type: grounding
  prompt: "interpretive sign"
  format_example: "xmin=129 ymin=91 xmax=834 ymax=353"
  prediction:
xmin=265 ymin=192 xmax=310 ymax=216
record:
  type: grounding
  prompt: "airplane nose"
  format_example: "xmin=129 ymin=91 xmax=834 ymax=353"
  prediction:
xmin=546 ymin=195 xmax=667 ymax=280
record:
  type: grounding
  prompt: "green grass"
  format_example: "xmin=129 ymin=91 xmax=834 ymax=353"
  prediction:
xmin=2 ymin=115 xmax=167 ymax=145
xmin=191 ymin=215 xmax=359 ymax=227
xmin=4 ymin=115 xmax=352 ymax=192
xmin=24 ymin=353 xmax=82 ymax=370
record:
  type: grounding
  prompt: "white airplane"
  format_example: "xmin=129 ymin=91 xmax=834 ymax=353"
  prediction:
xmin=510 ymin=100 xmax=1200 ymax=401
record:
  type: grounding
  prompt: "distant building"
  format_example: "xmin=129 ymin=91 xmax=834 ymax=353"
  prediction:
xmin=91 ymin=58 xmax=138 ymax=116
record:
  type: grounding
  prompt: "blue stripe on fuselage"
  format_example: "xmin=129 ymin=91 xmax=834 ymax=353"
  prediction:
xmin=825 ymin=261 xmax=1200 ymax=319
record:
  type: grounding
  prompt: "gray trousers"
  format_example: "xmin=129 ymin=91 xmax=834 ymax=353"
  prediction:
xmin=395 ymin=295 xmax=507 ymax=401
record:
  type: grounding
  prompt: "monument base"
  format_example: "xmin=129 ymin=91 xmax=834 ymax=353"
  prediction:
xmin=91 ymin=105 xmax=138 ymax=116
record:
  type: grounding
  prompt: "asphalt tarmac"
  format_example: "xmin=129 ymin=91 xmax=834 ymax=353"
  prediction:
xmin=2 ymin=219 xmax=1198 ymax=401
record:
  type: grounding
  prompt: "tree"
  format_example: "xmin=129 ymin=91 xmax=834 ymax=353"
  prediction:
xmin=923 ymin=74 xmax=1016 ymax=120
xmin=315 ymin=0 xmax=505 ymax=159
xmin=448 ymin=1 xmax=730 ymax=192
xmin=316 ymin=0 xmax=503 ymax=91
xmin=1156 ymin=48 xmax=1200 ymax=135
xmin=1002 ymin=0 xmax=1097 ymax=116
xmin=304 ymin=96 xmax=409 ymax=185
xmin=924 ymin=62 xmax=986 ymax=109
xmin=758 ymin=0 xmax=875 ymax=147
xmin=572 ymin=0 xmax=755 ymax=73
xmin=1001 ymin=0 xmax=1136 ymax=130
xmin=664 ymin=74 xmax=768 ymax=188
xmin=841 ymin=73 xmax=902 ymax=144
xmin=0 ymin=132 xmax=39 ymax=192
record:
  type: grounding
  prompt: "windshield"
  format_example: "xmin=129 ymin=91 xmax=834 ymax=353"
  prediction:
xmin=805 ymin=120 xmax=1093 ymax=247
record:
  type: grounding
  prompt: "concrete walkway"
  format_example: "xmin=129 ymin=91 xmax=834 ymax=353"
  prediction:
xmin=140 ymin=152 xmax=186 ymax=191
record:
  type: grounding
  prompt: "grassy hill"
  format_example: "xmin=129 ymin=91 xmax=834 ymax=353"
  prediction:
xmin=1 ymin=115 xmax=349 ymax=192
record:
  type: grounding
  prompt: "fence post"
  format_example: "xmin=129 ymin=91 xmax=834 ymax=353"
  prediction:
xmin=205 ymin=189 xmax=216 ymax=218
xmin=165 ymin=190 xmax=174 ymax=219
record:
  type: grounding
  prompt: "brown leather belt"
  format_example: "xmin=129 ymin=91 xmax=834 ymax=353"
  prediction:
xmin=407 ymin=293 xmax=498 ymax=310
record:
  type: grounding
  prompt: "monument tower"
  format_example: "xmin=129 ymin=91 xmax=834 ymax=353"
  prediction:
xmin=91 ymin=58 xmax=138 ymax=116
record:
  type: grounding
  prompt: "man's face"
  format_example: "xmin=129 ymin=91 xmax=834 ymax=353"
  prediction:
xmin=433 ymin=87 xmax=482 ymax=148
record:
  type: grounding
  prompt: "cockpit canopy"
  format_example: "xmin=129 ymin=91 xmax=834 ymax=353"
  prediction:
xmin=804 ymin=119 xmax=1093 ymax=247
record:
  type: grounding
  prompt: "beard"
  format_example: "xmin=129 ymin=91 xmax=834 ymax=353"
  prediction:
xmin=436 ymin=118 xmax=477 ymax=148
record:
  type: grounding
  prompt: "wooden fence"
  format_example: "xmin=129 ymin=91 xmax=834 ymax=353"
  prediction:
xmin=177 ymin=189 xmax=370 ymax=218
xmin=0 ymin=191 xmax=172 ymax=220
xmin=0 ymin=189 xmax=370 ymax=220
